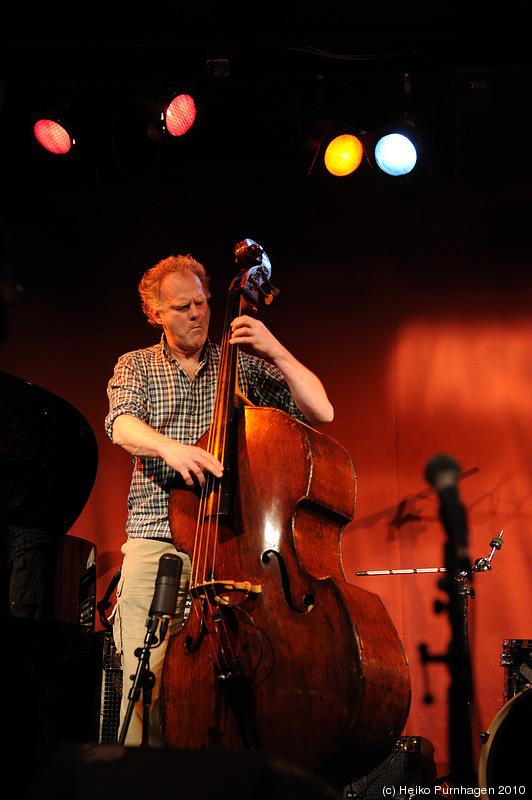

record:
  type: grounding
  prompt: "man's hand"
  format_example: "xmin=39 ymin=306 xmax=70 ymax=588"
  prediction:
xmin=229 ymin=315 xmax=334 ymax=426
xmin=158 ymin=438 xmax=224 ymax=488
xmin=112 ymin=414 xmax=223 ymax=487
xmin=230 ymin=315 xmax=283 ymax=360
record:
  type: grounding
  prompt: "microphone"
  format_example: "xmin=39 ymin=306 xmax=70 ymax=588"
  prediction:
xmin=148 ymin=553 xmax=183 ymax=641
xmin=425 ymin=454 xmax=461 ymax=493
xmin=425 ymin=454 xmax=471 ymax=574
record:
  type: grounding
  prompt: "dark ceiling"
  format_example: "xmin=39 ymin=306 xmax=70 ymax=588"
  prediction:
xmin=2 ymin=7 xmax=532 ymax=188
xmin=1 ymin=5 xmax=532 ymax=317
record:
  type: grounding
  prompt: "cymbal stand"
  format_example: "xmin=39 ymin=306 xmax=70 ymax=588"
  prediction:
xmin=356 ymin=532 xmax=504 ymax=581
xmin=456 ymin=532 xmax=505 ymax=653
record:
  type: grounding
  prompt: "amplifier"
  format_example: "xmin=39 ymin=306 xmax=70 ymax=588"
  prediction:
xmin=344 ymin=737 xmax=436 ymax=799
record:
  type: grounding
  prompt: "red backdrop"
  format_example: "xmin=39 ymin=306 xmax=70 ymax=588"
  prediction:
xmin=2 ymin=171 xmax=531 ymax=778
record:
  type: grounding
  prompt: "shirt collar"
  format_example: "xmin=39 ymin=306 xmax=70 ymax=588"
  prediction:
xmin=160 ymin=334 xmax=211 ymax=369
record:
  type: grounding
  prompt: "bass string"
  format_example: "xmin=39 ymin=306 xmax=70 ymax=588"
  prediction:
xmin=189 ymin=311 xmax=231 ymax=588
xmin=187 ymin=319 xmax=240 ymax=670
xmin=187 ymin=479 xmax=237 ymax=672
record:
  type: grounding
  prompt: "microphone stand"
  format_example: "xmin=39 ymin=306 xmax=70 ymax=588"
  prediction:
xmin=441 ymin=535 xmax=475 ymax=786
xmin=118 ymin=613 xmax=169 ymax=747
xmin=118 ymin=553 xmax=182 ymax=747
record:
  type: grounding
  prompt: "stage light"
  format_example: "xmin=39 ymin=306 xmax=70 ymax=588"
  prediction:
xmin=33 ymin=92 xmax=76 ymax=156
xmin=165 ymin=94 xmax=197 ymax=137
xmin=308 ymin=120 xmax=367 ymax=180
xmin=361 ymin=119 xmax=430 ymax=189
xmin=33 ymin=118 xmax=73 ymax=155
xmin=374 ymin=133 xmax=417 ymax=176
xmin=324 ymin=134 xmax=364 ymax=177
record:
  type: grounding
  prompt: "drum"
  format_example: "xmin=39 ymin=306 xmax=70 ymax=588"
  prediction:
xmin=500 ymin=639 xmax=532 ymax=703
xmin=478 ymin=689 xmax=531 ymax=793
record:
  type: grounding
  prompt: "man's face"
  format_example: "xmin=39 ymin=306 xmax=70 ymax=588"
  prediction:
xmin=150 ymin=272 xmax=210 ymax=357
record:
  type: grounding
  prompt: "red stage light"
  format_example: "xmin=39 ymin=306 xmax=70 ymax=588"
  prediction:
xmin=165 ymin=94 xmax=196 ymax=137
xmin=33 ymin=119 xmax=73 ymax=154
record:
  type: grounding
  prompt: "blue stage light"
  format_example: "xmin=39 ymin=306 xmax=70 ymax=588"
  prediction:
xmin=374 ymin=133 xmax=418 ymax=176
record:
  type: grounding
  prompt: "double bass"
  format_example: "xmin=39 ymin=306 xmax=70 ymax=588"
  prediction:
xmin=160 ymin=241 xmax=410 ymax=786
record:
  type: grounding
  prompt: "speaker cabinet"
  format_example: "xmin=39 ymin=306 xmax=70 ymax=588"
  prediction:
xmin=97 ymin=631 xmax=123 ymax=744
xmin=344 ymin=737 xmax=436 ymax=799
xmin=455 ymin=67 xmax=532 ymax=179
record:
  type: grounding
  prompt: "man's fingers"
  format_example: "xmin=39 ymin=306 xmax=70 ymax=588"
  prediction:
xmin=181 ymin=470 xmax=199 ymax=488
xmin=203 ymin=453 xmax=224 ymax=477
xmin=177 ymin=448 xmax=224 ymax=487
xmin=165 ymin=441 xmax=224 ymax=486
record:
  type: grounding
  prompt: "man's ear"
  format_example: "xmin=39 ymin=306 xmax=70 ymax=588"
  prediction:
xmin=150 ymin=307 xmax=162 ymax=326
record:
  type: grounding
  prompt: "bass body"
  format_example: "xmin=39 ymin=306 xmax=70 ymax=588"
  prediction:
xmin=161 ymin=405 xmax=410 ymax=786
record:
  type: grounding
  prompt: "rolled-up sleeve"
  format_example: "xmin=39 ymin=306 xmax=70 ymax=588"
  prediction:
xmin=105 ymin=354 xmax=150 ymax=442
xmin=238 ymin=353 xmax=309 ymax=425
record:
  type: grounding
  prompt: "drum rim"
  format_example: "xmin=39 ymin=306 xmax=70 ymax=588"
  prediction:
xmin=478 ymin=687 xmax=532 ymax=790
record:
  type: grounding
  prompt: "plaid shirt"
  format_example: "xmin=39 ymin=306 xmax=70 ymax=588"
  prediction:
xmin=105 ymin=336 xmax=307 ymax=539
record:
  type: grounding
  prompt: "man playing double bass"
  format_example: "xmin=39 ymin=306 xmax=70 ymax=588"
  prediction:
xmin=105 ymin=253 xmax=333 ymax=746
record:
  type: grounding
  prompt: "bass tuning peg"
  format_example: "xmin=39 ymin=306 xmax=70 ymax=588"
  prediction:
xmin=259 ymin=280 xmax=280 ymax=305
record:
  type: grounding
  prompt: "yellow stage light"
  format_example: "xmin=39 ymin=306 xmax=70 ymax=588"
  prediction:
xmin=324 ymin=134 xmax=364 ymax=176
